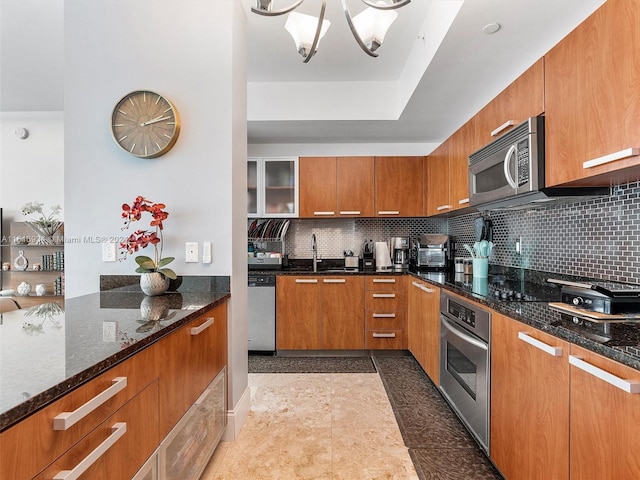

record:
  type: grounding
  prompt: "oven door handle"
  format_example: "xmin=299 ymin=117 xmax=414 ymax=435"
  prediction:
xmin=441 ymin=318 xmax=488 ymax=351
xmin=504 ymin=144 xmax=518 ymax=189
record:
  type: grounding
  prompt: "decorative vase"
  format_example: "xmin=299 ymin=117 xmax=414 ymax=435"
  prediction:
xmin=17 ymin=281 xmax=32 ymax=296
xmin=35 ymin=284 xmax=47 ymax=296
xmin=26 ymin=221 xmax=63 ymax=245
xmin=140 ymin=272 xmax=169 ymax=296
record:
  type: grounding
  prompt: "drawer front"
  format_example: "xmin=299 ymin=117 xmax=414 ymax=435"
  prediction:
xmin=1 ymin=345 xmax=158 ymax=480
xmin=366 ymin=292 xmax=403 ymax=312
xmin=365 ymin=330 xmax=404 ymax=349
xmin=365 ymin=311 xmax=404 ymax=330
xmin=35 ymin=380 xmax=160 ymax=480
xmin=365 ymin=276 xmax=404 ymax=291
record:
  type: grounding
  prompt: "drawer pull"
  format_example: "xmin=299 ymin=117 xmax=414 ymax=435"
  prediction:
xmin=53 ymin=377 xmax=128 ymax=431
xmin=377 ymin=210 xmax=400 ymax=215
xmin=295 ymin=279 xmax=318 ymax=284
xmin=313 ymin=211 xmax=335 ymax=216
xmin=53 ymin=422 xmax=127 ymax=480
xmin=339 ymin=210 xmax=361 ymax=215
xmin=372 ymin=333 xmax=396 ymax=338
xmin=323 ymin=279 xmax=346 ymax=283
xmin=458 ymin=198 xmax=469 ymax=205
xmin=437 ymin=205 xmax=451 ymax=211
xmin=582 ymin=147 xmax=639 ymax=169
xmin=373 ymin=313 xmax=396 ymax=318
xmin=373 ymin=293 xmax=396 ymax=298
xmin=373 ymin=278 xmax=396 ymax=284
xmin=569 ymin=355 xmax=640 ymax=393
xmin=518 ymin=332 xmax=563 ymax=357
xmin=191 ymin=317 xmax=214 ymax=335
xmin=491 ymin=120 xmax=517 ymax=137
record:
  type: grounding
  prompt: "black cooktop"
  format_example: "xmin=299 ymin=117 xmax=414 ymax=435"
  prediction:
xmin=447 ymin=273 xmax=563 ymax=302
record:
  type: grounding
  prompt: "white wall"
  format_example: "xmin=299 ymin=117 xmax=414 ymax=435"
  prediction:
xmin=0 ymin=112 xmax=64 ymax=220
xmin=64 ymin=0 xmax=248 ymax=434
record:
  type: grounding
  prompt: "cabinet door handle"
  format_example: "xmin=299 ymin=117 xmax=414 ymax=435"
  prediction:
xmin=437 ymin=205 xmax=451 ymax=211
xmin=377 ymin=210 xmax=400 ymax=215
xmin=373 ymin=332 xmax=396 ymax=338
xmin=53 ymin=422 xmax=127 ymax=480
xmin=582 ymin=147 xmax=639 ymax=169
xmin=569 ymin=355 xmax=640 ymax=393
xmin=458 ymin=198 xmax=469 ymax=205
xmin=339 ymin=211 xmax=361 ymax=215
xmin=518 ymin=332 xmax=563 ymax=357
xmin=412 ymin=281 xmax=422 ymax=288
xmin=295 ymin=279 xmax=318 ymax=284
xmin=313 ymin=211 xmax=335 ymax=216
xmin=373 ymin=293 xmax=396 ymax=298
xmin=420 ymin=285 xmax=435 ymax=293
xmin=191 ymin=317 xmax=214 ymax=336
xmin=323 ymin=279 xmax=346 ymax=283
xmin=491 ymin=119 xmax=517 ymax=137
xmin=53 ymin=377 xmax=128 ymax=431
xmin=373 ymin=313 xmax=396 ymax=318
xmin=373 ymin=278 xmax=396 ymax=283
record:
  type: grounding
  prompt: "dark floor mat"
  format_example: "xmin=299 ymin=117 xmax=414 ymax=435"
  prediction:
xmin=248 ymin=355 xmax=377 ymax=373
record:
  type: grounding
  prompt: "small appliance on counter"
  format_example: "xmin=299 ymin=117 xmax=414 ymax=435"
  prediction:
xmin=344 ymin=250 xmax=359 ymax=271
xmin=374 ymin=241 xmax=392 ymax=272
xmin=412 ymin=234 xmax=453 ymax=271
xmin=361 ymin=239 xmax=375 ymax=272
xmin=390 ymin=236 xmax=410 ymax=271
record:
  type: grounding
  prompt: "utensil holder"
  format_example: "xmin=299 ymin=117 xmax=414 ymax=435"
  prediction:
xmin=472 ymin=258 xmax=488 ymax=278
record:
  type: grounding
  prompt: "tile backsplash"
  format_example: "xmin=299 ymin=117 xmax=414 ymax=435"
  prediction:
xmin=276 ymin=181 xmax=640 ymax=285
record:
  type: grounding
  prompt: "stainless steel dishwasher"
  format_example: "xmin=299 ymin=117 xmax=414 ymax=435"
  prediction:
xmin=248 ymin=274 xmax=276 ymax=353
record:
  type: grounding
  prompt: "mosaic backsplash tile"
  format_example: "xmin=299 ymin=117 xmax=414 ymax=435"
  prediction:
xmin=273 ymin=181 xmax=640 ymax=286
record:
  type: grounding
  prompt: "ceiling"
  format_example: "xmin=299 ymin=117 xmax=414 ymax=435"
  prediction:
xmin=1 ymin=0 xmax=606 ymax=148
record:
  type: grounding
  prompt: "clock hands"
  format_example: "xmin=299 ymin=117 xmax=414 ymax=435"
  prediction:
xmin=140 ymin=115 xmax=172 ymax=127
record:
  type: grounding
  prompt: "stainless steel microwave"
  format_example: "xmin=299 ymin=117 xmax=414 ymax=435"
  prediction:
xmin=468 ymin=115 xmax=609 ymax=210
xmin=469 ymin=116 xmax=544 ymax=208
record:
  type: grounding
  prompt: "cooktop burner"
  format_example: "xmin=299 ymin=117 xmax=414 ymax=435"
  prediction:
xmin=449 ymin=273 xmax=562 ymax=302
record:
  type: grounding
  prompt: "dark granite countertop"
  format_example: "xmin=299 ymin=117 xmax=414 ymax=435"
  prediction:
xmin=0 ymin=276 xmax=230 ymax=432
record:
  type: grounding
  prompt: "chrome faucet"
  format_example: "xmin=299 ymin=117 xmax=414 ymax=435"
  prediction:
xmin=312 ymin=233 xmax=318 ymax=272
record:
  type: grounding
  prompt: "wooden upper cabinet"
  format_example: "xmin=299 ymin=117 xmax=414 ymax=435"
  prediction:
xmin=569 ymin=344 xmax=640 ymax=479
xmin=449 ymin=119 xmax=476 ymax=211
xmin=545 ymin=0 xmax=640 ymax=186
xmin=299 ymin=156 xmax=374 ymax=218
xmin=491 ymin=312 xmax=570 ymax=480
xmin=336 ymin=156 xmax=374 ymax=217
xmin=299 ymin=156 xmax=338 ymax=217
xmin=424 ymin=142 xmax=450 ymax=216
xmin=474 ymin=57 xmax=545 ymax=147
xmin=375 ymin=156 xmax=424 ymax=217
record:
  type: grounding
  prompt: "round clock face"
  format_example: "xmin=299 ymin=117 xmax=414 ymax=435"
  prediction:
xmin=110 ymin=90 xmax=180 ymax=158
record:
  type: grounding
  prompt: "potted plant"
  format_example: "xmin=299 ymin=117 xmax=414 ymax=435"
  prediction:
xmin=119 ymin=196 xmax=176 ymax=296
xmin=21 ymin=202 xmax=63 ymax=245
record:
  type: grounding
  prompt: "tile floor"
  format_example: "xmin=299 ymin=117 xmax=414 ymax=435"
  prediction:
xmin=201 ymin=372 xmax=418 ymax=480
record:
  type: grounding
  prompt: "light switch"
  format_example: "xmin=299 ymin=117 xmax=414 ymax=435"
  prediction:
xmin=202 ymin=241 xmax=212 ymax=263
xmin=102 ymin=242 xmax=117 ymax=262
xmin=185 ymin=242 xmax=199 ymax=263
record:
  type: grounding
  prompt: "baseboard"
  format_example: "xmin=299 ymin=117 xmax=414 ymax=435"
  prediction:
xmin=222 ymin=385 xmax=251 ymax=442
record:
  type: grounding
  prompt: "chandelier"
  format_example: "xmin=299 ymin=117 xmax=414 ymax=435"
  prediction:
xmin=251 ymin=0 xmax=411 ymax=63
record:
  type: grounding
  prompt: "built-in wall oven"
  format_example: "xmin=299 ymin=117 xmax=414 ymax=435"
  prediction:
xmin=439 ymin=291 xmax=491 ymax=453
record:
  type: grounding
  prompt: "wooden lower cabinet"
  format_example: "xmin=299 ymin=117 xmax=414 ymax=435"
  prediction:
xmin=365 ymin=276 xmax=406 ymax=349
xmin=569 ymin=345 xmax=640 ymax=479
xmin=276 ymin=276 xmax=364 ymax=350
xmin=490 ymin=312 xmax=569 ymax=480
xmin=35 ymin=381 xmax=160 ymax=480
xmin=407 ymin=279 xmax=440 ymax=384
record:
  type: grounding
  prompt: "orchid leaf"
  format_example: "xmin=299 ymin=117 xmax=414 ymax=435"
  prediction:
xmin=157 ymin=257 xmax=175 ymax=268
xmin=158 ymin=268 xmax=177 ymax=280
xmin=135 ymin=255 xmax=154 ymax=266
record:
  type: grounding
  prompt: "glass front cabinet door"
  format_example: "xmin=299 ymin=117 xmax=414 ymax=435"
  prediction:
xmin=248 ymin=157 xmax=299 ymax=218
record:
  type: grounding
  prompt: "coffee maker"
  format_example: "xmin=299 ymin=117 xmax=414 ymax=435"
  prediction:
xmin=389 ymin=236 xmax=410 ymax=271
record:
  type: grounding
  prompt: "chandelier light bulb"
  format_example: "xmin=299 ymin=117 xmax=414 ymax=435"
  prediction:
xmin=285 ymin=12 xmax=331 ymax=58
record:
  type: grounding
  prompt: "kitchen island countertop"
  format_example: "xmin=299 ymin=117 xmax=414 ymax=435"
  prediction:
xmin=0 ymin=283 xmax=229 ymax=432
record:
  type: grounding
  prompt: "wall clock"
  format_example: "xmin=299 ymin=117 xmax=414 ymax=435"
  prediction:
xmin=110 ymin=90 xmax=180 ymax=158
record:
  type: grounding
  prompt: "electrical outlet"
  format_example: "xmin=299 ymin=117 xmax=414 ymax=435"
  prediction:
xmin=202 ymin=241 xmax=212 ymax=263
xmin=102 ymin=242 xmax=117 ymax=262
xmin=186 ymin=242 xmax=199 ymax=263
xmin=103 ymin=322 xmax=117 ymax=342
